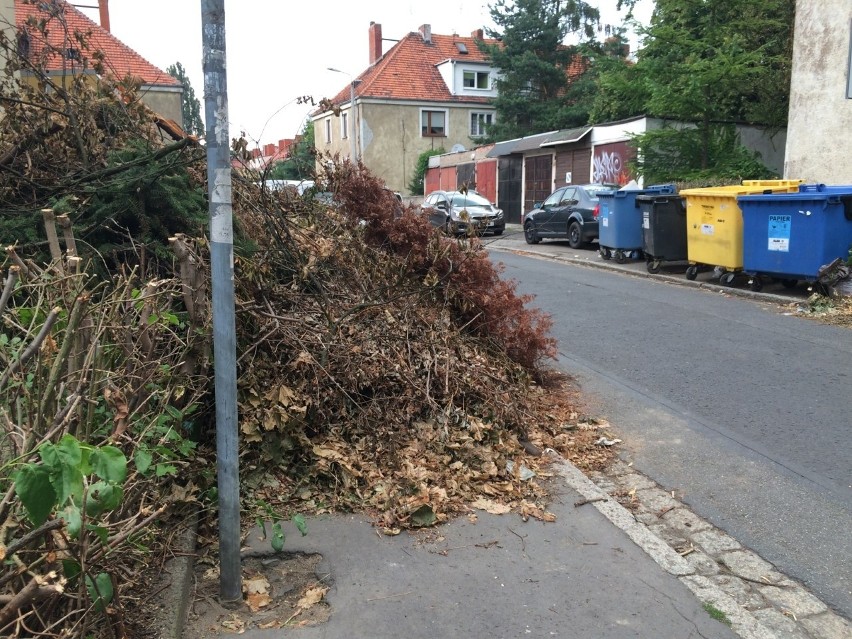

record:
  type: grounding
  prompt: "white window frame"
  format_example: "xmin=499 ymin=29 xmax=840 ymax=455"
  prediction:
xmin=420 ymin=108 xmax=448 ymax=137
xmin=324 ymin=118 xmax=331 ymax=144
xmin=463 ymin=70 xmax=490 ymax=90
xmin=470 ymin=111 xmax=494 ymax=137
xmin=340 ymin=112 xmax=349 ymax=139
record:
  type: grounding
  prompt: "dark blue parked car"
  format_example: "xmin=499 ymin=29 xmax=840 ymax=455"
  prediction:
xmin=523 ymin=184 xmax=617 ymax=248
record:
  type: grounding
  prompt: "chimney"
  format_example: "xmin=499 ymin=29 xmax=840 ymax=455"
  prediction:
xmin=471 ymin=28 xmax=483 ymax=40
xmin=419 ymin=24 xmax=432 ymax=44
xmin=98 ymin=0 xmax=110 ymax=32
xmin=369 ymin=22 xmax=383 ymax=64
xmin=263 ymin=143 xmax=276 ymax=157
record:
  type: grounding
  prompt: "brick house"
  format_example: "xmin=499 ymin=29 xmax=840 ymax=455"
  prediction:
xmin=313 ymin=23 xmax=500 ymax=195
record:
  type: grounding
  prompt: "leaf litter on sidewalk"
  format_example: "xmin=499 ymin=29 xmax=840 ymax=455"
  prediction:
xmin=186 ymin=163 xmax=621 ymax=632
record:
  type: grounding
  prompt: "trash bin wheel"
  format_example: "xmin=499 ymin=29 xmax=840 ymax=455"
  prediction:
xmin=750 ymin=276 xmax=763 ymax=292
xmin=781 ymin=279 xmax=798 ymax=289
xmin=614 ymin=250 xmax=627 ymax=264
xmin=686 ymin=266 xmax=698 ymax=280
xmin=599 ymin=247 xmax=611 ymax=260
xmin=721 ymin=272 xmax=737 ymax=287
xmin=647 ymin=260 xmax=661 ymax=274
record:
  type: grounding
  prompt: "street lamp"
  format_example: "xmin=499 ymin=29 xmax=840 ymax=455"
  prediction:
xmin=327 ymin=67 xmax=360 ymax=163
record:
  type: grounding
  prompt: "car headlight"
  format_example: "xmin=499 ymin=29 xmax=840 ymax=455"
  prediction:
xmin=494 ymin=209 xmax=503 ymax=219
xmin=453 ymin=208 xmax=469 ymax=222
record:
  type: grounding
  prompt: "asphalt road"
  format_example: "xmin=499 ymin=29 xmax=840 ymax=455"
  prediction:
xmin=487 ymin=233 xmax=852 ymax=619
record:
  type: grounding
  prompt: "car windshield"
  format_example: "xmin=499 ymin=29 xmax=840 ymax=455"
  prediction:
xmin=450 ymin=192 xmax=492 ymax=207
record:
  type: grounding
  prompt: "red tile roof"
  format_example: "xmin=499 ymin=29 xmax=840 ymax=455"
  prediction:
xmin=14 ymin=0 xmax=179 ymax=87
xmin=330 ymin=29 xmax=499 ymax=106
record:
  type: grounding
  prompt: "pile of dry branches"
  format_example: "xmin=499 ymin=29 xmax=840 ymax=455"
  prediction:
xmin=227 ymin=164 xmax=613 ymax=531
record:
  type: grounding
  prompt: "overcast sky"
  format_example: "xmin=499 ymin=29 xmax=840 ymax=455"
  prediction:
xmin=76 ymin=1 xmax=652 ymax=149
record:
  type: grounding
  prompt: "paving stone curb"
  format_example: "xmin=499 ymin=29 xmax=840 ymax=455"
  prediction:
xmin=552 ymin=453 xmax=851 ymax=639
xmin=155 ymin=510 xmax=199 ymax=639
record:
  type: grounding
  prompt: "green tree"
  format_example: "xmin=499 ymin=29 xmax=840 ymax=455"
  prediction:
xmin=480 ymin=0 xmax=601 ymax=140
xmin=588 ymin=31 xmax=649 ymax=123
xmin=167 ymin=62 xmax=205 ymax=137
xmin=593 ymin=0 xmax=794 ymax=178
xmin=639 ymin=0 xmax=792 ymax=129
xmin=630 ymin=125 xmax=778 ymax=184
xmin=268 ymin=122 xmax=316 ymax=181
xmin=408 ymin=148 xmax=445 ymax=196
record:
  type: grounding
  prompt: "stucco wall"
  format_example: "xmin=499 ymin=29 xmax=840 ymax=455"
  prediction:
xmin=314 ymin=101 xmax=489 ymax=195
xmin=784 ymin=0 xmax=852 ymax=182
xmin=0 ymin=0 xmax=15 ymax=78
xmin=139 ymin=86 xmax=183 ymax=126
xmin=363 ymin=102 xmax=491 ymax=194
xmin=736 ymin=125 xmax=786 ymax=176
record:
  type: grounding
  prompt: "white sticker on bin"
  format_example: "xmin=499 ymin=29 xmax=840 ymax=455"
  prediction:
xmin=768 ymin=238 xmax=789 ymax=252
xmin=701 ymin=224 xmax=714 ymax=235
xmin=602 ymin=218 xmax=609 ymax=227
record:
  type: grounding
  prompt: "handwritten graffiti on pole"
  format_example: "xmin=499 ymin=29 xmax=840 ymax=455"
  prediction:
xmin=593 ymin=151 xmax=624 ymax=184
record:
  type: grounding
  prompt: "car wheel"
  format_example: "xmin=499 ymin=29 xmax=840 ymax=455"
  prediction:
xmin=524 ymin=222 xmax=540 ymax=245
xmin=567 ymin=221 xmax=583 ymax=249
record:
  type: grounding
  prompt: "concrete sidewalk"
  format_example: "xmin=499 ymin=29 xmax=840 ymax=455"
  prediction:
xmin=225 ymin=457 xmax=742 ymax=639
xmin=172 ymin=454 xmax=850 ymax=639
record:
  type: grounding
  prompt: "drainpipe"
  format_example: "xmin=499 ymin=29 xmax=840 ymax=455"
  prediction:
xmin=328 ymin=67 xmax=360 ymax=163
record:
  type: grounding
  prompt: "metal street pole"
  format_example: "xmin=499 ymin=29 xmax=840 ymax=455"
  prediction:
xmin=328 ymin=67 xmax=358 ymax=163
xmin=201 ymin=0 xmax=241 ymax=603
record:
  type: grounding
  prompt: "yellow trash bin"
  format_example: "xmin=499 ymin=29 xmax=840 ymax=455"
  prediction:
xmin=680 ymin=181 xmax=802 ymax=285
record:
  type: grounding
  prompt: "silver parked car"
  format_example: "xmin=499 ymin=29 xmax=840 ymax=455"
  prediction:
xmin=421 ymin=190 xmax=505 ymax=236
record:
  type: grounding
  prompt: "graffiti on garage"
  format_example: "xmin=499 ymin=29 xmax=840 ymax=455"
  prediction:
xmin=592 ymin=141 xmax=633 ymax=185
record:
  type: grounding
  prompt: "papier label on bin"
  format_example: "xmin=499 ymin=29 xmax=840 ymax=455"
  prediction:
xmin=700 ymin=224 xmax=714 ymax=235
xmin=602 ymin=218 xmax=609 ymax=227
xmin=768 ymin=214 xmax=791 ymax=252
xmin=643 ymin=213 xmax=650 ymax=229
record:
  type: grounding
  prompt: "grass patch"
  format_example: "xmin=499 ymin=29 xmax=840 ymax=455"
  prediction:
xmin=702 ymin=602 xmax=732 ymax=626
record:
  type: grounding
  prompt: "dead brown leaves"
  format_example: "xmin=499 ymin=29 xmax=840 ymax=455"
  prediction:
xmin=229 ymin=166 xmax=615 ymax=531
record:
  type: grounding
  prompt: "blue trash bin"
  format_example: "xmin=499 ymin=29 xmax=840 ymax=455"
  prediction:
xmin=737 ymin=183 xmax=852 ymax=291
xmin=598 ymin=184 xmax=676 ymax=263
